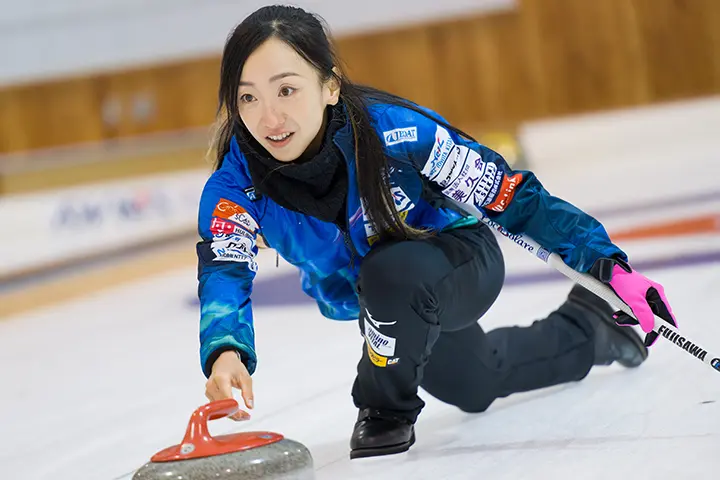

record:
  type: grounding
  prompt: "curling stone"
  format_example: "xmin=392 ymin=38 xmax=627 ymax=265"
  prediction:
xmin=133 ymin=399 xmax=314 ymax=480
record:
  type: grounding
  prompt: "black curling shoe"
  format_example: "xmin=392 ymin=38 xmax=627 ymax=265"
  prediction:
xmin=567 ymin=284 xmax=649 ymax=368
xmin=350 ymin=408 xmax=416 ymax=459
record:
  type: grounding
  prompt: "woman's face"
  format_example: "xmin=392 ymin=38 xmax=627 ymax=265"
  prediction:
xmin=238 ymin=37 xmax=340 ymax=162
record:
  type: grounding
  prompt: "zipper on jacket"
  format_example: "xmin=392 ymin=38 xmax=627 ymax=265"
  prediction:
xmin=341 ymin=228 xmax=357 ymax=271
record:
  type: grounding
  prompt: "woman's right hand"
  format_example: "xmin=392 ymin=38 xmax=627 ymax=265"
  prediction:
xmin=205 ymin=350 xmax=254 ymax=421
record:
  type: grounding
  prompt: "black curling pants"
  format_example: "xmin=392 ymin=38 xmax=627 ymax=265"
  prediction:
xmin=351 ymin=223 xmax=596 ymax=423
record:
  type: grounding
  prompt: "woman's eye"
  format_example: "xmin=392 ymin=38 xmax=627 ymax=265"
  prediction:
xmin=239 ymin=94 xmax=255 ymax=104
xmin=279 ymin=86 xmax=296 ymax=97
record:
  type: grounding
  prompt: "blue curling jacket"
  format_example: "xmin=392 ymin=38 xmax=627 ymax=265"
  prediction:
xmin=196 ymin=101 xmax=626 ymax=377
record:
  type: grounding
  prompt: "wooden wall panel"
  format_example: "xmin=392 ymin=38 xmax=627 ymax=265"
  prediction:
xmin=520 ymin=0 xmax=651 ymax=117
xmin=426 ymin=12 xmax=542 ymax=130
xmin=97 ymin=69 xmax=158 ymax=139
xmin=335 ymin=27 xmax=439 ymax=111
xmin=165 ymin=58 xmax=222 ymax=129
xmin=0 ymin=78 xmax=104 ymax=151
xmin=1 ymin=1 xmax=719 ymax=155
xmin=709 ymin=1 xmax=720 ymax=91
xmin=0 ymin=87 xmax=30 ymax=152
xmin=92 ymin=58 xmax=220 ymax=141
xmin=45 ymin=79 xmax=105 ymax=147
xmin=630 ymin=0 xmax=719 ymax=102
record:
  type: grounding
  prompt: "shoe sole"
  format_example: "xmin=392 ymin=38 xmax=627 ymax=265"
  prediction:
xmin=350 ymin=431 xmax=416 ymax=459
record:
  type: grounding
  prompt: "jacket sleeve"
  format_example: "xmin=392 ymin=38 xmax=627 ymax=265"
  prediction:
xmin=379 ymin=105 xmax=627 ymax=273
xmin=196 ymin=173 xmax=261 ymax=377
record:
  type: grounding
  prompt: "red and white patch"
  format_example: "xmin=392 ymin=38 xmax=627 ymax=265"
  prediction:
xmin=212 ymin=198 xmax=259 ymax=233
xmin=485 ymin=173 xmax=523 ymax=213
xmin=210 ymin=217 xmax=254 ymax=239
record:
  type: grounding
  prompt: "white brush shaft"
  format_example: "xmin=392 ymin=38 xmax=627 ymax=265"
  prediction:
xmin=450 ymin=200 xmax=719 ymax=373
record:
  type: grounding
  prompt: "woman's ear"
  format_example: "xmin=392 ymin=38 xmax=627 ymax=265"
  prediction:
xmin=326 ymin=67 xmax=342 ymax=105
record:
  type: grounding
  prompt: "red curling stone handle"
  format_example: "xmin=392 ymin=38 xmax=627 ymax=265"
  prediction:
xmin=150 ymin=399 xmax=283 ymax=462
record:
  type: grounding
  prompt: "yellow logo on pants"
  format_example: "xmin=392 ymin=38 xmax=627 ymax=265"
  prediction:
xmin=367 ymin=341 xmax=388 ymax=367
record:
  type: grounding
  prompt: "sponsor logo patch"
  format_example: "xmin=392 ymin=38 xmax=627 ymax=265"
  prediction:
xmin=483 ymin=217 xmax=536 ymax=254
xmin=485 ymin=173 xmax=523 ymax=213
xmin=212 ymin=198 xmax=259 ymax=233
xmin=210 ymin=233 xmax=257 ymax=271
xmin=243 ymin=187 xmax=260 ymax=201
xmin=441 ymin=151 xmax=503 ymax=205
xmin=422 ymin=126 xmax=456 ymax=181
xmin=363 ymin=186 xmax=415 ymax=243
xmin=384 ymin=127 xmax=418 ymax=146
xmin=210 ymin=217 xmax=254 ymax=239
xmin=536 ymin=247 xmax=551 ymax=262
xmin=367 ymin=342 xmax=388 ymax=367
xmin=364 ymin=318 xmax=396 ymax=357
xmin=365 ymin=309 xmax=397 ymax=329
xmin=472 ymin=160 xmax=498 ymax=206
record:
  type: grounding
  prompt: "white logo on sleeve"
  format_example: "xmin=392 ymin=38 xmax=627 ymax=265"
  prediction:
xmin=422 ymin=126 xmax=456 ymax=181
xmin=383 ymin=127 xmax=418 ymax=146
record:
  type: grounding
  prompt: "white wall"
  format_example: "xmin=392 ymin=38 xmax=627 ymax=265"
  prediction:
xmin=518 ymin=96 xmax=720 ymax=212
xmin=0 ymin=169 xmax=207 ymax=278
xmin=0 ymin=0 xmax=516 ymax=86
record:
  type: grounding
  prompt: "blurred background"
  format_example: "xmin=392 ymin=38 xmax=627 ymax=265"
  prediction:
xmin=1 ymin=2 xmax=720 ymax=478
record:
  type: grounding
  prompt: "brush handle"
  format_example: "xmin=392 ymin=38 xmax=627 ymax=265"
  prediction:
xmin=461 ymin=203 xmax=719 ymax=374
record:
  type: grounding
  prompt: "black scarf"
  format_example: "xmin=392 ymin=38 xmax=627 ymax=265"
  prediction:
xmin=241 ymin=103 xmax=349 ymax=226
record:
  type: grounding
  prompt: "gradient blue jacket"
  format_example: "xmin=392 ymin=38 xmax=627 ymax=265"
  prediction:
xmin=196 ymin=101 xmax=626 ymax=377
